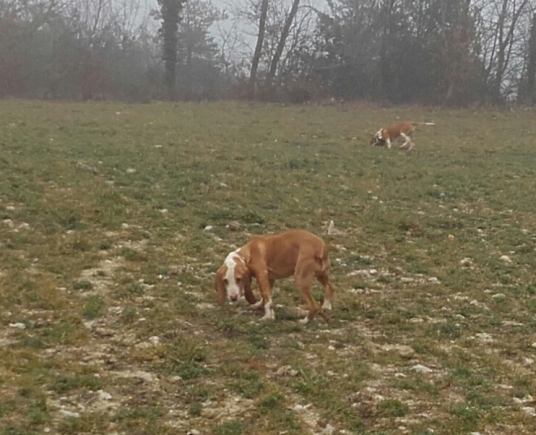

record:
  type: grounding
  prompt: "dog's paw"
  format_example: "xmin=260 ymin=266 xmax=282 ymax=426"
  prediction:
xmin=320 ymin=308 xmax=332 ymax=323
xmin=251 ymin=300 xmax=264 ymax=311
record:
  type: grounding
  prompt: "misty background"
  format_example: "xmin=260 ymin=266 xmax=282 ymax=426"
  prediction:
xmin=1 ymin=0 xmax=535 ymax=106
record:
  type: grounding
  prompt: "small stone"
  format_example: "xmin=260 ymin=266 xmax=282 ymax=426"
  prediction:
xmin=323 ymin=423 xmax=336 ymax=434
xmin=204 ymin=225 xmax=213 ymax=231
xmin=98 ymin=390 xmax=112 ymax=400
xmin=522 ymin=406 xmax=536 ymax=416
xmin=428 ymin=277 xmax=441 ymax=284
xmin=275 ymin=365 xmax=298 ymax=377
xmin=9 ymin=323 xmax=26 ymax=330
xmin=227 ymin=221 xmax=241 ymax=231
xmin=292 ymin=403 xmax=312 ymax=412
xmin=475 ymin=333 xmax=494 ymax=343
xmin=347 ymin=269 xmax=377 ymax=277
xmin=460 ymin=258 xmax=473 ymax=267
xmin=126 ymin=168 xmax=136 ymax=174
xmin=60 ymin=409 xmax=80 ymax=418
xmin=492 ymin=293 xmax=506 ymax=299
xmin=382 ymin=344 xmax=416 ymax=359
xmin=411 ymin=364 xmax=433 ymax=373
xmin=148 ymin=336 xmax=160 ymax=345
xmin=187 ymin=430 xmax=201 ymax=435
xmin=500 ymin=255 xmax=513 ymax=263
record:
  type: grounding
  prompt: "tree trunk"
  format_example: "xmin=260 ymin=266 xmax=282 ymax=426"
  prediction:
xmin=159 ymin=0 xmax=184 ymax=99
xmin=265 ymin=0 xmax=300 ymax=87
xmin=379 ymin=0 xmax=396 ymax=99
xmin=493 ymin=0 xmax=528 ymax=104
xmin=526 ymin=13 xmax=536 ymax=104
xmin=249 ymin=0 xmax=269 ymax=95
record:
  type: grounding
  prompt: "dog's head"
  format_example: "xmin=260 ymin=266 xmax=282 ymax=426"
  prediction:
xmin=215 ymin=251 xmax=256 ymax=305
xmin=370 ymin=130 xmax=385 ymax=146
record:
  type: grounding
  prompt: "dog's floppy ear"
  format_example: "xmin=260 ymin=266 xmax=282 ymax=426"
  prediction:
xmin=215 ymin=267 xmax=227 ymax=306
xmin=242 ymin=270 xmax=257 ymax=305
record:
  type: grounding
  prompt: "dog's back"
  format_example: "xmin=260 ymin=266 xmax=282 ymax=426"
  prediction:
xmin=247 ymin=230 xmax=325 ymax=279
xmin=385 ymin=122 xmax=415 ymax=140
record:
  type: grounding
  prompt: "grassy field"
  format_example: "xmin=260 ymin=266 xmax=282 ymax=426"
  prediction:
xmin=1 ymin=100 xmax=536 ymax=435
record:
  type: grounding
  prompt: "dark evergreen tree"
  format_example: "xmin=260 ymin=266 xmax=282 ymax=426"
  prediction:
xmin=158 ymin=0 xmax=186 ymax=99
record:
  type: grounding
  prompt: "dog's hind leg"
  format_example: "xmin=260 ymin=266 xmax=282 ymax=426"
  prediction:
xmin=294 ymin=262 xmax=320 ymax=324
xmin=400 ymin=133 xmax=414 ymax=150
xmin=317 ymin=273 xmax=335 ymax=322
xmin=399 ymin=133 xmax=410 ymax=148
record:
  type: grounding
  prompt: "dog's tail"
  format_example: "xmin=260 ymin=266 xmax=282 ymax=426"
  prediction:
xmin=322 ymin=220 xmax=335 ymax=260
xmin=411 ymin=122 xmax=435 ymax=126
xmin=326 ymin=220 xmax=335 ymax=241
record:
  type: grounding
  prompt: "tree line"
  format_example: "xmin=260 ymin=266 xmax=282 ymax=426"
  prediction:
xmin=1 ymin=0 xmax=535 ymax=105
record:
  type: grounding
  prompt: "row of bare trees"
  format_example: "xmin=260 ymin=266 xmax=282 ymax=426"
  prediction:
xmin=1 ymin=0 xmax=535 ymax=105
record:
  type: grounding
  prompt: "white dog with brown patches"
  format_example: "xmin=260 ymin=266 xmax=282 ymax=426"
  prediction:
xmin=370 ymin=121 xmax=435 ymax=151
xmin=215 ymin=222 xmax=335 ymax=323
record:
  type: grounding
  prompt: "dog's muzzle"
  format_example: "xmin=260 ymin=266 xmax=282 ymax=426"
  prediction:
xmin=372 ymin=136 xmax=384 ymax=146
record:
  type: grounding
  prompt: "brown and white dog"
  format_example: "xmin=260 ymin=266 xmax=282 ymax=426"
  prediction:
xmin=215 ymin=222 xmax=335 ymax=323
xmin=370 ymin=121 xmax=435 ymax=151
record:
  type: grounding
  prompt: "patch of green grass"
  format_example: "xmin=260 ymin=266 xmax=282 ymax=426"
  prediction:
xmin=1 ymin=426 xmax=37 ymax=435
xmin=82 ymin=295 xmax=106 ymax=319
xmin=50 ymin=374 xmax=103 ymax=394
xmin=57 ymin=412 xmax=109 ymax=434
xmin=449 ymin=402 xmax=480 ymax=430
xmin=188 ymin=401 xmax=203 ymax=417
xmin=377 ymin=399 xmax=409 ymax=417
xmin=120 ymin=247 xmax=148 ymax=262
xmin=161 ymin=335 xmax=209 ymax=379
xmin=258 ymin=391 xmax=285 ymax=410
xmin=215 ymin=421 xmax=244 ymax=435
xmin=72 ymin=280 xmax=93 ymax=291
xmin=27 ymin=397 xmax=50 ymax=425
xmin=2 ymin=101 xmax=536 ymax=434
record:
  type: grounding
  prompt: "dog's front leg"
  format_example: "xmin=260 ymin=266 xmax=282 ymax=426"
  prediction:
xmin=251 ymin=277 xmax=274 ymax=310
xmin=256 ymin=272 xmax=275 ymax=321
xmin=400 ymin=133 xmax=412 ymax=150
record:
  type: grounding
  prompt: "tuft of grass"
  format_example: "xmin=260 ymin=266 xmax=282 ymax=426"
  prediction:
xmin=72 ymin=280 xmax=93 ymax=291
xmin=215 ymin=421 xmax=244 ymax=435
xmin=50 ymin=373 xmax=102 ymax=394
xmin=82 ymin=295 xmax=106 ymax=319
xmin=377 ymin=399 xmax=409 ymax=417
